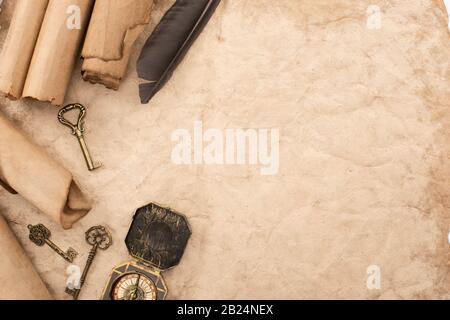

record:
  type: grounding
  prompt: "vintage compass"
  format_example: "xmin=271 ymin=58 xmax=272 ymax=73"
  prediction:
xmin=102 ymin=203 xmax=191 ymax=300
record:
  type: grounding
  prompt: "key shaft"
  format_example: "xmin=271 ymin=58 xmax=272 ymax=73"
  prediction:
xmin=45 ymin=239 xmax=77 ymax=263
xmin=70 ymin=244 xmax=97 ymax=300
xmin=77 ymin=134 xmax=100 ymax=171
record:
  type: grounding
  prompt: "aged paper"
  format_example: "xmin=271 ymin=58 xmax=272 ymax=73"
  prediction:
xmin=0 ymin=0 xmax=48 ymax=99
xmin=0 ymin=110 xmax=91 ymax=229
xmin=81 ymin=0 xmax=154 ymax=90
xmin=22 ymin=0 xmax=94 ymax=105
xmin=0 ymin=0 xmax=449 ymax=299
xmin=0 ymin=214 xmax=52 ymax=300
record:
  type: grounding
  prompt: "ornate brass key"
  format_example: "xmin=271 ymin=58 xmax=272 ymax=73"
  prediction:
xmin=66 ymin=226 xmax=112 ymax=300
xmin=58 ymin=103 xmax=102 ymax=171
xmin=28 ymin=224 xmax=78 ymax=263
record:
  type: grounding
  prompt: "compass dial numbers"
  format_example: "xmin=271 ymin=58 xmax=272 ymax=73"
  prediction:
xmin=112 ymin=273 xmax=157 ymax=301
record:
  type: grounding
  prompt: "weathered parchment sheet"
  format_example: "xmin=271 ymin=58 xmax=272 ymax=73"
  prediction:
xmin=0 ymin=214 xmax=52 ymax=300
xmin=81 ymin=0 xmax=154 ymax=90
xmin=0 ymin=0 xmax=48 ymax=99
xmin=0 ymin=110 xmax=91 ymax=229
xmin=0 ymin=0 xmax=449 ymax=300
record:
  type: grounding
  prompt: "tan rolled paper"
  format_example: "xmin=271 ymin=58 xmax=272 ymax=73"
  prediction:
xmin=81 ymin=0 xmax=154 ymax=90
xmin=0 ymin=214 xmax=53 ymax=300
xmin=22 ymin=0 xmax=94 ymax=106
xmin=0 ymin=111 xmax=91 ymax=229
xmin=0 ymin=0 xmax=49 ymax=99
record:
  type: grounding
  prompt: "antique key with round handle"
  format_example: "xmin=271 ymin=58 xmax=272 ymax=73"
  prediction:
xmin=58 ymin=103 xmax=102 ymax=171
xmin=66 ymin=226 xmax=112 ymax=300
xmin=28 ymin=224 xmax=78 ymax=263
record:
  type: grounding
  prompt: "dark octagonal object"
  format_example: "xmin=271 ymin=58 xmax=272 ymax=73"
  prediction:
xmin=125 ymin=203 xmax=191 ymax=270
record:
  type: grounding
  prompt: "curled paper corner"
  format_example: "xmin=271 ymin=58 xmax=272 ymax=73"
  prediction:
xmin=0 ymin=88 xmax=20 ymax=101
xmin=81 ymin=69 xmax=121 ymax=91
xmin=60 ymin=180 xmax=92 ymax=230
xmin=22 ymin=91 xmax=62 ymax=106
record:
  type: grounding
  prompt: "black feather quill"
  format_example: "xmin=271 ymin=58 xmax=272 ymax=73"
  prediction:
xmin=137 ymin=0 xmax=221 ymax=104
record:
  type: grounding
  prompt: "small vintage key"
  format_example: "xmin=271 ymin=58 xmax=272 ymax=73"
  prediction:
xmin=66 ymin=226 xmax=112 ymax=300
xmin=28 ymin=224 xmax=78 ymax=263
xmin=58 ymin=103 xmax=102 ymax=171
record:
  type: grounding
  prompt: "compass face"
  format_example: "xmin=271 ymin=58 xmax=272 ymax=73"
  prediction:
xmin=111 ymin=273 xmax=157 ymax=301
xmin=102 ymin=261 xmax=168 ymax=300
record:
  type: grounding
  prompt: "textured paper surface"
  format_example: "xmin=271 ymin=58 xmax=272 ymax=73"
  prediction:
xmin=0 ymin=214 xmax=52 ymax=300
xmin=0 ymin=0 xmax=449 ymax=300
xmin=81 ymin=0 xmax=154 ymax=90
xmin=0 ymin=0 xmax=48 ymax=99
xmin=22 ymin=0 xmax=94 ymax=105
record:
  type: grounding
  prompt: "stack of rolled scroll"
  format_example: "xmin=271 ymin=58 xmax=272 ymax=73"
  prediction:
xmin=0 ymin=0 xmax=94 ymax=105
xmin=0 ymin=0 xmax=154 ymax=105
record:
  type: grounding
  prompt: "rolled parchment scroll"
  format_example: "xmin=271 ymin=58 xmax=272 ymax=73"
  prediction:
xmin=81 ymin=0 xmax=154 ymax=90
xmin=0 ymin=111 xmax=91 ymax=229
xmin=0 ymin=214 xmax=52 ymax=300
xmin=0 ymin=0 xmax=49 ymax=99
xmin=22 ymin=0 xmax=94 ymax=105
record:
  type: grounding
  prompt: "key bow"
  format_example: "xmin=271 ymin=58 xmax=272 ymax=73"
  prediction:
xmin=86 ymin=226 xmax=112 ymax=250
xmin=28 ymin=224 xmax=50 ymax=246
xmin=58 ymin=103 xmax=86 ymax=136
